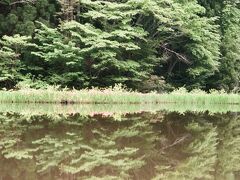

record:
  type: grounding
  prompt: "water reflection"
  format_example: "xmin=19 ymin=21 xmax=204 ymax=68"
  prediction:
xmin=0 ymin=111 xmax=240 ymax=179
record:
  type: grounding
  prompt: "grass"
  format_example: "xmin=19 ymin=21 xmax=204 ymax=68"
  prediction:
xmin=0 ymin=103 xmax=239 ymax=116
xmin=0 ymin=86 xmax=239 ymax=105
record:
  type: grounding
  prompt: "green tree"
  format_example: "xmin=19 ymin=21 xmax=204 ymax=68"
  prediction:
xmin=198 ymin=0 xmax=240 ymax=91
xmin=136 ymin=0 xmax=221 ymax=89
xmin=30 ymin=0 xmax=158 ymax=88
xmin=217 ymin=2 xmax=240 ymax=91
xmin=0 ymin=0 xmax=239 ymax=91
xmin=0 ymin=0 xmax=58 ymax=36
xmin=0 ymin=34 xmax=33 ymax=88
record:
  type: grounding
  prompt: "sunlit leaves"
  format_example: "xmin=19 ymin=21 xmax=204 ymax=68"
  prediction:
xmin=0 ymin=34 xmax=32 ymax=88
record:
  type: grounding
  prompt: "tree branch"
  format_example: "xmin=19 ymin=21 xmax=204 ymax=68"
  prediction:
xmin=1 ymin=0 xmax=36 ymax=6
xmin=160 ymin=44 xmax=192 ymax=65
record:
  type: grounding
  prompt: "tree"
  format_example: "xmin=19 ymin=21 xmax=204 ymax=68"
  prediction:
xmin=30 ymin=0 xmax=159 ymax=88
xmin=0 ymin=0 xmax=238 ymax=91
xmin=0 ymin=0 xmax=58 ymax=36
xmin=135 ymin=0 xmax=221 ymax=89
xmin=217 ymin=1 xmax=240 ymax=91
xmin=0 ymin=34 xmax=32 ymax=88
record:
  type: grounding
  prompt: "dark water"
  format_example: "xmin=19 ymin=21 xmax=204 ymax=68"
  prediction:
xmin=0 ymin=109 xmax=240 ymax=180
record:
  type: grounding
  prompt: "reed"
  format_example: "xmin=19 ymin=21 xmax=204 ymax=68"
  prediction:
xmin=0 ymin=87 xmax=239 ymax=105
xmin=0 ymin=103 xmax=239 ymax=116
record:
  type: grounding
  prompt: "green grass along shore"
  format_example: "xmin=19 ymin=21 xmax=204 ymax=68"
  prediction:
xmin=1 ymin=103 xmax=239 ymax=116
xmin=0 ymin=87 xmax=239 ymax=105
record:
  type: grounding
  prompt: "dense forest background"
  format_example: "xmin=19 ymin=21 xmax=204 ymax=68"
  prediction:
xmin=0 ymin=0 xmax=239 ymax=92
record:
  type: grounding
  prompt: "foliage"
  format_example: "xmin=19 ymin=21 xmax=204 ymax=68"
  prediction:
xmin=134 ymin=0 xmax=221 ymax=89
xmin=31 ymin=21 xmax=87 ymax=87
xmin=0 ymin=0 xmax=58 ymax=36
xmin=198 ymin=0 xmax=240 ymax=91
xmin=30 ymin=0 xmax=157 ymax=88
xmin=217 ymin=2 xmax=240 ymax=92
xmin=0 ymin=34 xmax=33 ymax=88
xmin=0 ymin=0 xmax=235 ymax=91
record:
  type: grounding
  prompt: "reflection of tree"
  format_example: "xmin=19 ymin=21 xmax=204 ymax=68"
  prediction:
xmin=1 ymin=112 xmax=240 ymax=179
xmin=153 ymin=120 xmax=218 ymax=180
xmin=0 ymin=113 xmax=30 ymax=159
xmin=216 ymin=113 xmax=240 ymax=180
xmin=0 ymin=113 xmax=37 ymax=179
xmin=31 ymin=114 xmax=165 ymax=179
xmin=0 ymin=113 xmax=161 ymax=179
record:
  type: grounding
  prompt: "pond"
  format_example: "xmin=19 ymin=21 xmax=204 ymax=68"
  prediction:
xmin=0 ymin=104 xmax=240 ymax=180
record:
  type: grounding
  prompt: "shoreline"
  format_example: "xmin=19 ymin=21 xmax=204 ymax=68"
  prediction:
xmin=0 ymin=89 xmax=239 ymax=105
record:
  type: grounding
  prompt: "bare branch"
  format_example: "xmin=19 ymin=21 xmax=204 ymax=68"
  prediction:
xmin=160 ymin=44 xmax=192 ymax=65
xmin=8 ymin=0 xmax=36 ymax=6
xmin=161 ymin=133 xmax=192 ymax=151
xmin=168 ymin=59 xmax=177 ymax=75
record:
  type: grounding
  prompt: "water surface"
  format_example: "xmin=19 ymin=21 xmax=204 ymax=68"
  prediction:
xmin=0 ymin=104 xmax=240 ymax=180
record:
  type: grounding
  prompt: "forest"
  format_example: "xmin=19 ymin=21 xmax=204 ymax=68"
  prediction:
xmin=1 ymin=1 xmax=240 ymax=179
xmin=0 ymin=0 xmax=239 ymax=92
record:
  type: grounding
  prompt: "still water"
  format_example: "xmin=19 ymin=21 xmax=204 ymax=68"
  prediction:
xmin=0 ymin=104 xmax=240 ymax=180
